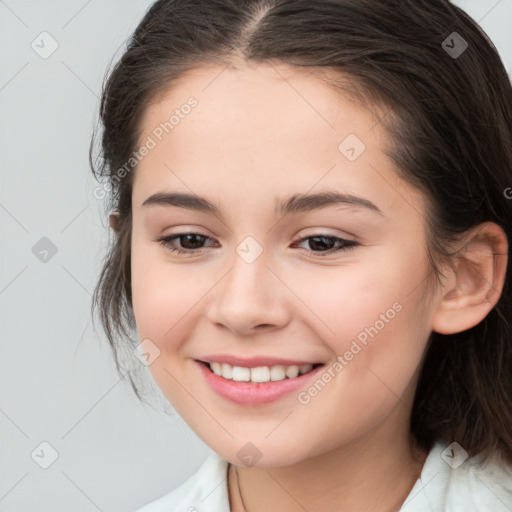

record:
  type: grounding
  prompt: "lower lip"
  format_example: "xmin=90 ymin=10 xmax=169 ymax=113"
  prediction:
xmin=195 ymin=361 xmax=325 ymax=405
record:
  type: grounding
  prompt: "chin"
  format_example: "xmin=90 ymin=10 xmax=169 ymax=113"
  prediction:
xmin=212 ymin=441 xmax=314 ymax=469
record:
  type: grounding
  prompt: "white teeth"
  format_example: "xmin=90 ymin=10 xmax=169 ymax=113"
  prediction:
xmin=299 ymin=364 xmax=313 ymax=374
xmin=250 ymin=366 xmax=270 ymax=382
xmin=285 ymin=366 xmax=299 ymax=379
xmin=221 ymin=363 xmax=233 ymax=379
xmin=270 ymin=365 xmax=286 ymax=381
xmin=211 ymin=362 xmax=222 ymax=376
xmin=231 ymin=366 xmax=251 ymax=382
xmin=208 ymin=362 xmax=316 ymax=383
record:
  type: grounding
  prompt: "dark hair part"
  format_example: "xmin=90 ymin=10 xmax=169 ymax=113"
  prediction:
xmin=90 ymin=0 xmax=512 ymax=463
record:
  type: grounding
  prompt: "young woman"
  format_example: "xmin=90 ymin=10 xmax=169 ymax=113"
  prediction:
xmin=90 ymin=1 xmax=512 ymax=510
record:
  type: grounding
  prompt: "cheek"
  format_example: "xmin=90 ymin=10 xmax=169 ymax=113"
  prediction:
xmin=288 ymin=283 xmax=430 ymax=443
xmin=288 ymin=245 xmax=432 ymax=389
xmin=130 ymin=246 xmax=207 ymax=407
xmin=287 ymin=254 xmax=422 ymax=340
xmin=131 ymin=242 xmax=200 ymax=354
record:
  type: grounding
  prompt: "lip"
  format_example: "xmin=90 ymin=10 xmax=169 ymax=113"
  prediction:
xmin=195 ymin=359 xmax=325 ymax=406
xmin=198 ymin=354 xmax=324 ymax=368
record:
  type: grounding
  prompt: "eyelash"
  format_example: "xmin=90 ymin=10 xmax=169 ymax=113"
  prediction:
xmin=154 ymin=232 xmax=359 ymax=257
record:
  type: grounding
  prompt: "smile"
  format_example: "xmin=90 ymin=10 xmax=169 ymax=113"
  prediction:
xmin=205 ymin=361 xmax=321 ymax=383
xmin=195 ymin=360 xmax=326 ymax=405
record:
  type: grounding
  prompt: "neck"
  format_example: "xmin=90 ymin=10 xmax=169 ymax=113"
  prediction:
xmin=228 ymin=419 xmax=427 ymax=512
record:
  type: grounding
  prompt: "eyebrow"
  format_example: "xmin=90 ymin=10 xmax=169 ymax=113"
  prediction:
xmin=141 ymin=190 xmax=383 ymax=217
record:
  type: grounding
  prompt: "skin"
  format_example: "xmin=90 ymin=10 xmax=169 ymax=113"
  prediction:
xmin=121 ymin=61 xmax=508 ymax=512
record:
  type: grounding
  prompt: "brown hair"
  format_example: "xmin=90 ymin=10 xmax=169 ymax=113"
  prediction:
xmin=90 ymin=0 xmax=512 ymax=463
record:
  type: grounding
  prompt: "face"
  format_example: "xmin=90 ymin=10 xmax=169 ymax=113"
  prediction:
xmin=130 ymin=62 xmax=439 ymax=468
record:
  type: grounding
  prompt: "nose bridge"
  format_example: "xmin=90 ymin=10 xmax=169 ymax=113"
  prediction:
xmin=206 ymin=236 xmax=288 ymax=332
xmin=223 ymin=237 xmax=272 ymax=305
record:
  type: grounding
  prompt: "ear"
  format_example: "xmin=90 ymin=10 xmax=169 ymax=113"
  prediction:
xmin=109 ymin=211 xmax=120 ymax=233
xmin=432 ymin=221 xmax=508 ymax=334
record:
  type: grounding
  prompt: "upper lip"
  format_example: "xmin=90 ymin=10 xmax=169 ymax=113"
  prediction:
xmin=197 ymin=355 xmax=324 ymax=368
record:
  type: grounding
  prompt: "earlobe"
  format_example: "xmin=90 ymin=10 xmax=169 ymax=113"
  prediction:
xmin=432 ymin=222 xmax=508 ymax=335
xmin=109 ymin=211 xmax=120 ymax=233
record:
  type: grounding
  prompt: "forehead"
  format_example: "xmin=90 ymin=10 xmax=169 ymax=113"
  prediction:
xmin=138 ymin=61 xmax=381 ymax=150
xmin=132 ymin=62 xmax=423 ymax=219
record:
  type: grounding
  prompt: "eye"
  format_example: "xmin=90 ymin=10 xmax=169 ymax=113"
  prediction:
xmin=291 ymin=234 xmax=358 ymax=256
xmin=154 ymin=232 xmax=358 ymax=257
xmin=154 ymin=232 xmax=217 ymax=254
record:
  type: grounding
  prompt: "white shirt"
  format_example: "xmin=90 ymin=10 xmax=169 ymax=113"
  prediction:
xmin=135 ymin=440 xmax=512 ymax=511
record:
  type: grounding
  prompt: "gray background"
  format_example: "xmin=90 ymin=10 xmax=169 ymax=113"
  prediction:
xmin=1 ymin=1 xmax=511 ymax=511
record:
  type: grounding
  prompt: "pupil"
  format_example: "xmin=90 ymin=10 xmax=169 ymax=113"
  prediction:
xmin=309 ymin=236 xmax=334 ymax=251
xmin=182 ymin=234 xmax=204 ymax=249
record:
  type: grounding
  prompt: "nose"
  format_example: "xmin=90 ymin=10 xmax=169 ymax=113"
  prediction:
xmin=205 ymin=246 xmax=291 ymax=336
